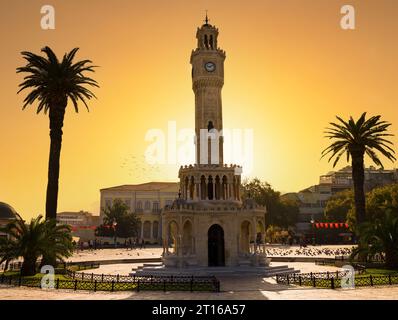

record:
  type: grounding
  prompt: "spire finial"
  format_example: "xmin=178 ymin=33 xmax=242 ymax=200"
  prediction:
xmin=204 ymin=10 xmax=209 ymax=25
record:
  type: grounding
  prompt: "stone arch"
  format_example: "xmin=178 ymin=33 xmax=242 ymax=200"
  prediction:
xmin=256 ymin=220 xmax=265 ymax=243
xmin=184 ymin=176 xmax=189 ymax=199
xmin=222 ymin=175 xmax=227 ymax=200
xmin=204 ymin=34 xmax=209 ymax=49
xmin=189 ymin=176 xmax=195 ymax=199
xmin=240 ymin=220 xmax=252 ymax=254
xmin=168 ymin=220 xmax=179 ymax=254
xmin=215 ymin=175 xmax=221 ymax=200
xmin=233 ymin=176 xmax=237 ymax=200
xmin=200 ymin=175 xmax=206 ymax=200
xmin=208 ymin=175 xmax=214 ymax=200
xmin=143 ymin=221 xmax=151 ymax=239
xmin=208 ymin=224 xmax=225 ymax=266
xmin=182 ymin=220 xmax=193 ymax=255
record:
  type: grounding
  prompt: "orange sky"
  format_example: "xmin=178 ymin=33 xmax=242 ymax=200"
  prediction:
xmin=1 ymin=0 xmax=398 ymax=220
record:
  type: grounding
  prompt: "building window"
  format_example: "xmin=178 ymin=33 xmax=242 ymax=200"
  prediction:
xmin=105 ymin=199 xmax=112 ymax=209
xmin=136 ymin=201 xmax=143 ymax=213
xmin=153 ymin=221 xmax=159 ymax=238
xmin=143 ymin=221 xmax=151 ymax=238
xmin=153 ymin=202 xmax=160 ymax=213
xmin=145 ymin=201 xmax=151 ymax=211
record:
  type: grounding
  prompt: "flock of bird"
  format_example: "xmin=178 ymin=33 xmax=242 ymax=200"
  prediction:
xmin=119 ymin=154 xmax=162 ymax=179
xmin=264 ymin=247 xmax=354 ymax=257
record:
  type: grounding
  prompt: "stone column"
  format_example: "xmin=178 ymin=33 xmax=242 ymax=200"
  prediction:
xmin=150 ymin=222 xmax=153 ymax=242
xmin=252 ymin=218 xmax=257 ymax=253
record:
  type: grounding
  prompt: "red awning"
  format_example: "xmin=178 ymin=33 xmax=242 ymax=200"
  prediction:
xmin=314 ymin=222 xmax=349 ymax=229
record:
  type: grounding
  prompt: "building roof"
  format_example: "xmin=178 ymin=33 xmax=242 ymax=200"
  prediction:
xmin=100 ymin=182 xmax=179 ymax=192
xmin=0 ymin=202 xmax=18 ymax=220
xmin=57 ymin=211 xmax=97 ymax=217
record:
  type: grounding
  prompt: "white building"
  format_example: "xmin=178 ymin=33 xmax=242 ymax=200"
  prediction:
xmin=99 ymin=182 xmax=179 ymax=244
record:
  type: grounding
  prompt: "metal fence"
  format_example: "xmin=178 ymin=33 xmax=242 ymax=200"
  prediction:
xmin=0 ymin=272 xmax=220 ymax=292
xmin=276 ymin=271 xmax=398 ymax=289
xmin=0 ymin=261 xmax=220 ymax=292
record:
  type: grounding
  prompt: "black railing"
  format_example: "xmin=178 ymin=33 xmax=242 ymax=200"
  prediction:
xmin=0 ymin=272 xmax=220 ymax=292
xmin=276 ymin=271 xmax=398 ymax=289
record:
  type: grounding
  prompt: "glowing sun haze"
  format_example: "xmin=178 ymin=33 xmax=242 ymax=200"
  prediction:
xmin=1 ymin=0 xmax=397 ymax=220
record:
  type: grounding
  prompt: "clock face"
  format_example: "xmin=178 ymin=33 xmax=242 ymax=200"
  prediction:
xmin=204 ymin=62 xmax=216 ymax=72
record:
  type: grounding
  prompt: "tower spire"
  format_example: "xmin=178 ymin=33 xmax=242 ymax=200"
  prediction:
xmin=204 ymin=10 xmax=209 ymax=25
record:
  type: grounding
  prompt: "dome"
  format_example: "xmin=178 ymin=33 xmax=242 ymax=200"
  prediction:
xmin=0 ymin=202 xmax=18 ymax=220
xmin=171 ymin=197 xmax=187 ymax=209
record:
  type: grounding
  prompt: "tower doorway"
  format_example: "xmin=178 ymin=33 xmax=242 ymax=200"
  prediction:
xmin=208 ymin=224 xmax=225 ymax=266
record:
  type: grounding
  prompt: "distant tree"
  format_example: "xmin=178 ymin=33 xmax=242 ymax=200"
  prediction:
xmin=322 ymin=113 xmax=395 ymax=225
xmin=241 ymin=178 xmax=299 ymax=228
xmin=324 ymin=189 xmax=354 ymax=222
xmin=97 ymin=199 xmax=140 ymax=239
xmin=16 ymin=47 xmax=99 ymax=220
xmin=366 ymin=184 xmax=398 ymax=221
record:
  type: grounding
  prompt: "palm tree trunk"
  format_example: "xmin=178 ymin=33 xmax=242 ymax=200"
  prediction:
xmin=21 ymin=257 xmax=37 ymax=276
xmin=45 ymin=99 xmax=67 ymax=220
xmin=351 ymin=150 xmax=366 ymax=225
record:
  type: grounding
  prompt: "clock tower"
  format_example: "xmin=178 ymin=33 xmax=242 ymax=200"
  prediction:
xmin=158 ymin=15 xmax=268 ymax=271
xmin=190 ymin=15 xmax=226 ymax=165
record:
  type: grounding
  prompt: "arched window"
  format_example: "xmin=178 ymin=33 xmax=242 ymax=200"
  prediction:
xmin=204 ymin=34 xmax=209 ymax=49
xmin=200 ymin=175 xmax=206 ymax=200
xmin=189 ymin=176 xmax=195 ymax=199
xmin=136 ymin=201 xmax=142 ymax=212
xmin=144 ymin=201 xmax=151 ymax=211
xmin=208 ymin=175 xmax=214 ymax=200
xmin=208 ymin=121 xmax=214 ymax=131
xmin=153 ymin=221 xmax=159 ymax=239
xmin=215 ymin=175 xmax=221 ymax=200
xmin=143 ymin=221 xmax=151 ymax=239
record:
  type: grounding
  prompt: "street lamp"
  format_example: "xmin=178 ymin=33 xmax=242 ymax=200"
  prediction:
xmin=112 ymin=220 xmax=118 ymax=248
xmin=310 ymin=218 xmax=316 ymax=246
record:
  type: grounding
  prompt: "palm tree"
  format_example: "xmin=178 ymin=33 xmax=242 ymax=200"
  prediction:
xmin=0 ymin=214 xmax=73 ymax=276
xmin=322 ymin=113 xmax=395 ymax=225
xmin=351 ymin=210 xmax=398 ymax=269
xmin=17 ymin=47 xmax=98 ymax=220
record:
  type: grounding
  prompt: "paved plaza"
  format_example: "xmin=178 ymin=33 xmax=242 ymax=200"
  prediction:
xmin=66 ymin=245 xmax=354 ymax=263
xmin=1 ymin=245 xmax=397 ymax=300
